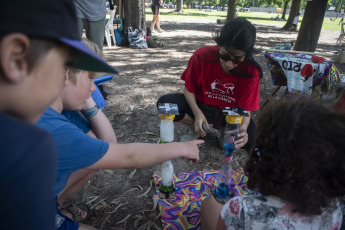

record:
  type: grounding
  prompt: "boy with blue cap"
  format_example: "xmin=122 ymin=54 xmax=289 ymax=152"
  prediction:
xmin=0 ymin=0 xmax=117 ymax=229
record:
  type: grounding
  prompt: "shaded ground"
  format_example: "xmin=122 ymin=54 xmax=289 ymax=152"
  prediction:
xmin=68 ymin=19 xmax=345 ymax=229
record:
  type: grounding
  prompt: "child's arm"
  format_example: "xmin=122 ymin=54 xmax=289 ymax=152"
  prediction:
xmin=89 ymin=140 xmax=203 ymax=169
xmin=216 ymin=215 xmax=227 ymax=230
xmin=82 ymin=97 xmax=117 ymax=143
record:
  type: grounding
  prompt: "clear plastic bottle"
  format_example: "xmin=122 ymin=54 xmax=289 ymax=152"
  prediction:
xmin=160 ymin=161 xmax=174 ymax=193
xmin=159 ymin=115 xmax=174 ymax=143
xmin=215 ymin=155 xmax=233 ymax=199
xmin=159 ymin=114 xmax=175 ymax=195
xmin=223 ymin=115 xmax=241 ymax=156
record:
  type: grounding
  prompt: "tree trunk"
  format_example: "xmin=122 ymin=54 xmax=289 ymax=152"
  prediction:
xmin=281 ymin=0 xmax=301 ymax=30
xmin=175 ymin=0 xmax=184 ymax=12
xmin=281 ymin=0 xmax=290 ymax=20
xmin=121 ymin=0 xmax=146 ymax=46
xmin=227 ymin=0 xmax=236 ymax=20
xmin=294 ymin=0 xmax=328 ymax=52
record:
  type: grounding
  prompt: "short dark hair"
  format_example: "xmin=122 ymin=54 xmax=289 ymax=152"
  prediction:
xmin=245 ymin=98 xmax=345 ymax=215
xmin=26 ymin=38 xmax=66 ymax=73
xmin=0 ymin=36 xmax=66 ymax=75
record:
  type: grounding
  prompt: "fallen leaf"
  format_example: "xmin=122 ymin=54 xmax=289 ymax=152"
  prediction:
xmin=103 ymin=169 xmax=114 ymax=174
xmin=136 ymin=179 xmax=152 ymax=198
xmin=93 ymin=197 xmax=108 ymax=209
xmin=106 ymin=202 xmax=129 ymax=214
xmin=86 ymin=196 xmax=99 ymax=205
xmin=99 ymin=214 xmax=111 ymax=230
xmin=116 ymin=214 xmax=131 ymax=224
xmin=151 ymin=194 xmax=158 ymax=211
xmin=134 ymin=185 xmax=144 ymax=191
xmin=129 ymin=169 xmax=137 ymax=178
xmin=144 ymin=131 xmax=156 ymax=136
xmin=123 ymin=187 xmax=138 ymax=195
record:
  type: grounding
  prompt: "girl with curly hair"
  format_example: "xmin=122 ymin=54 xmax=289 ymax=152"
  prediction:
xmin=201 ymin=98 xmax=345 ymax=229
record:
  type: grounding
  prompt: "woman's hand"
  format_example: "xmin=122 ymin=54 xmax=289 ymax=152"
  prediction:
xmin=194 ymin=111 xmax=209 ymax=137
xmin=234 ymin=128 xmax=248 ymax=148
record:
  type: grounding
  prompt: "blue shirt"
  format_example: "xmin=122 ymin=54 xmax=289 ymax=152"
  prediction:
xmin=0 ymin=112 xmax=57 ymax=229
xmin=37 ymin=107 xmax=109 ymax=195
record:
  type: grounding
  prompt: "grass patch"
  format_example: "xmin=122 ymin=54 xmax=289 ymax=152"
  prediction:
xmin=145 ymin=8 xmax=342 ymax=31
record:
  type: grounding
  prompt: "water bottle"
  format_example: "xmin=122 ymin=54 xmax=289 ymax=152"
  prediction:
xmin=215 ymin=155 xmax=233 ymax=199
xmin=223 ymin=115 xmax=241 ymax=156
xmin=160 ymin=161 xmax=174 ymax=193
xmin=160 ymin=114 xmax=174 ymax=143
xmin=159 ymin=114 xmax=175 ymax=196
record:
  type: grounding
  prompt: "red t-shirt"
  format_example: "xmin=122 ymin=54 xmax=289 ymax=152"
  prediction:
xmin=181 ymin=46 xmax=260 ymax=111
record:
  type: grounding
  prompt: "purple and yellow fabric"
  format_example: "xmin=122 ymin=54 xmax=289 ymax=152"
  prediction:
xmin=153 ymin=169 xmax=249 ymax=230
xmin=264 ymin=44 xmax=343 ymax=98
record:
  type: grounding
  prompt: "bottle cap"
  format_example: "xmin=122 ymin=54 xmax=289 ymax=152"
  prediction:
xmin=159 ymin=114 xmax=175 ymax=120
xmin=224 ymin=156 xmax=232 ymax=164
xmin=225 ymin=115 xmax=243 ymax=124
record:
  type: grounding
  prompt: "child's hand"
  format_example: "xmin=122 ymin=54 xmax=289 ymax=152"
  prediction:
xmin=181 ymin=139 xmax=204 ymax=162
xmin=81 ymin=97 xmax=96 ymax=111
xmin=234 ymin=129 xmax=248 ymax=148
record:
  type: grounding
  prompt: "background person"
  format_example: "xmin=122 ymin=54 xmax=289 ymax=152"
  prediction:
xmin=200 ymin=98 xmax=345 ymax=230
xmin=0 ymin=0 xmax=117 ymax=229
xmin=75 ymin=0 xmax=107 ymax=51
xmin=157 ymin=18 xmax=263 ymax=152
xmin=289 ymin=13 xmax=300 ymax=31
xmin=150 ymin=0 xmax=163 ymax=33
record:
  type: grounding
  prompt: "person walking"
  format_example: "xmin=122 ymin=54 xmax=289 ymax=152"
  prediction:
xmin=150 ymin=0 xmax=163 ymax=33
xmin=289 ymin=13 xmax=300 ymax=31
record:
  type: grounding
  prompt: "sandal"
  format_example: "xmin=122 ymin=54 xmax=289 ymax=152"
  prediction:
xmin=61 ymin=203 xmax=91 ymax=223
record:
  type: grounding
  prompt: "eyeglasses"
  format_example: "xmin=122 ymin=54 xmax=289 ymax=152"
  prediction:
xmin=217 ymin=49 xmax=247 ymax=64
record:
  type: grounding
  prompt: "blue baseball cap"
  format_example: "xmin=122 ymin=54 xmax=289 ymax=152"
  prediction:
xmin=0 ymin=0 xmax=118 ymax=74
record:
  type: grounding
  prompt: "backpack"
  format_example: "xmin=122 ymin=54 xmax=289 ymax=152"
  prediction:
xmin=128 ymin=26 xmax=148 ymax=49
xmin=147 ymin=35 xmax=163 ymax=48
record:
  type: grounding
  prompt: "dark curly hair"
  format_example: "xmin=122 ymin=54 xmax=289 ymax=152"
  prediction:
xmin=245 ymin=97 xmax=345 ymax=215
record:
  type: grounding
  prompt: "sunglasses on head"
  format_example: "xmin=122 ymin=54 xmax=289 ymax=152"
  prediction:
xmin=217 ymin=49 xmax=247 ymax=64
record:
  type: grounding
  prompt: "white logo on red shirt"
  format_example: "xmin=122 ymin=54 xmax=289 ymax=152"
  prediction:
xmin=210 ymin=79 xmax=235 ymax=95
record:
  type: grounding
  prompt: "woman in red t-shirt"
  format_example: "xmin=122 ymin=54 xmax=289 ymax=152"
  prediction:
xmin=157 ymin=18 xmax=263 ymax=152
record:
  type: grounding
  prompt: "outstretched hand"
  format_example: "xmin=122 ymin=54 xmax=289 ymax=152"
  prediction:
xmin=181 ymin=139 xmax=204 ymax=162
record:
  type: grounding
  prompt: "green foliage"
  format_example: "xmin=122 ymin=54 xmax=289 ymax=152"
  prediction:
xmin=145 ymin=8 xmax=340 ymax=31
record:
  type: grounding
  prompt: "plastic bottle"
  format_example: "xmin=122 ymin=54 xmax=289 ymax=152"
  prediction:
xmin=159 ymin=114 xmax=175 ymax=194
xmin=160 ymin=161 xmax=174 ymax=193
xmin=159 ymin=114 xmax=174 ymax=143
xmin=215 ymin=155 xmax=233 ymax=199
xmin=223 ymin=115 xmax=241 ymax=156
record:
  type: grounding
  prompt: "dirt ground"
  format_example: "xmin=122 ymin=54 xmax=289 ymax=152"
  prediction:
xmin=67 ymin=18 xmax=345 ymax=229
